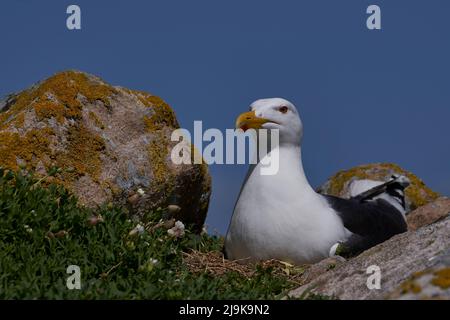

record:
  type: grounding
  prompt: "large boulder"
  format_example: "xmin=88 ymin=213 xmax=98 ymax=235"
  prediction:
xmin=317 ymin=163 xmax=440 ymax=211
xmin=289 ymin=200 xmax=450 ymax=300
xmin=0 ymin=71 xmax=211 ymax=231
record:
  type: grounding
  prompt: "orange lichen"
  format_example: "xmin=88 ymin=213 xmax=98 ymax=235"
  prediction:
xmin=0 ymin=112 xmax=25 ymax=130
xmin=1 ymin=70 xmax=117 ymax=126
xmin=34 ymin=99 xmax=66 ymax=123
xmin=0 ymin=128 xmax=54 ymax=171
xmin=33 ymin=71 xmax=117 ymax=114
xmin=14 ymin=113 xmax=25 ymax=128
xmin=139 ymin=92 xmax=210 ymax=215
xmin=135 ymin=92 xmax=179 ymax=130
xmin=56 ymin=124 xmax=105 ymax=182
xmin=0 ymin=111 xmax=8 ymax=126
xmin=88 ymin=111 xmax=105 ymax=129
xmin=431 ymin=268 xmax=450 ymax=289
xmin=137 ymin=93 xmax=178 ymax=185
xmin=400 ymin=279 xmax=422 ymax=294
xmin=0 ymin=71 xmax=211 ymax=218
xmin=147 ymin=137 xmax=171 ymax=183
xmin=0 ymin=71 xmax=115 ymax=178
xmin=141 ymin=112 xmax=172 ymax=187
xmin=399 ymin=270 xmax=425 ymax=294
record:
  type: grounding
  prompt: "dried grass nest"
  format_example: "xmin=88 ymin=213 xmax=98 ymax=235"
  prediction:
xmin=182 ymin=250 xmax=308 ymax=285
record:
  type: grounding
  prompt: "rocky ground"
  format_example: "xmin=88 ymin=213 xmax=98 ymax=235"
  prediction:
xmin=293 ymin=164 xmax=450 ymax=300
xmin=289 ymin=198 xmax=450 ymax=299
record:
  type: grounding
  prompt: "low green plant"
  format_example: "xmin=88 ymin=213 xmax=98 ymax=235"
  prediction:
xmin=0 ymin=169 xmax=296 ymax=299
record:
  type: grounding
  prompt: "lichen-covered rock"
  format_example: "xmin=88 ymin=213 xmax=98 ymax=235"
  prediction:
xmin=295 ymin=256 xmax=346 ymax=286
xmin=288 ymin=216 xmax=450 ymax=300
xmin=317 ymin=163 xmax=440 ymax=211
xmin=387 ymin=264 xmax=450 ymax=300
xmin=0 ymin=70 xmax=211 ymax=231
xmin=407 ymin=197 xmax=450 ymax=231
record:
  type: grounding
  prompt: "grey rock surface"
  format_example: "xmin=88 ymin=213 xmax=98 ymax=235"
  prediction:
xmin=289 ymin=217 xmax=450 ymax=300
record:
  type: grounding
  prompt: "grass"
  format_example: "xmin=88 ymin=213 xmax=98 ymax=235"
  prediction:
xmin=0 ymin=168 xmax=300 ymax=299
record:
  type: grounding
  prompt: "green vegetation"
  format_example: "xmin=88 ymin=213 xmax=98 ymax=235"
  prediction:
xmin=0 ymin=169 xmax=298 ymax=299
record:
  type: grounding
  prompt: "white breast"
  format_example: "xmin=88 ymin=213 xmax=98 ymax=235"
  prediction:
xmin=225 ymin=146 xmax=350 ymax=265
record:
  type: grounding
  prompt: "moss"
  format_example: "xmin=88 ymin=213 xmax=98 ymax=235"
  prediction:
xmin=333 ymin=243 xmax=353 ymax=258
xmin=325 ymin=163 xmax=439 ymax=210
xmin=431 ymin=268 xmax=450 ymax=289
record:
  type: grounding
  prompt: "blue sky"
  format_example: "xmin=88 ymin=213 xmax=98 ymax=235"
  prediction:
xmin=1 ymin=0 xmax=449 ymax=235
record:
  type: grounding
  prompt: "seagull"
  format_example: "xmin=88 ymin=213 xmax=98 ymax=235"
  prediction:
xmin=224 ymin=98 xmax=409 ymax=265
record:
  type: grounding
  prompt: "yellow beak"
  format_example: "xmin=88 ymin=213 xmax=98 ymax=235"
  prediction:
xmin=235 ymin=111 xmax=270 ymax=131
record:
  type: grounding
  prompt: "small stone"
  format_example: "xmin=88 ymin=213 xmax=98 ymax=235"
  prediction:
xmin=163 ymin=218 xmax=176 ymax=229
xmin=167 ymin=204 xmax=181 ymax=215
xmin=129 ymin=224 xmax=145 ymax=237
xmin=46 ymin=231 xmax=55 ymax=239
xmin=87 ymin=215 xmax=104 ymax=226
xmin=54 ymin=230 xmax=68 ymax=238
xmin=128 ymin=194 xmax=140 ymax=205
xmin=65 ymin=167 xmax=76 ymax=173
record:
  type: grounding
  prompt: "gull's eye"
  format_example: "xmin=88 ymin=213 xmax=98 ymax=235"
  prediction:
xmin=278 ymin=106 xmax=288 ymax=114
